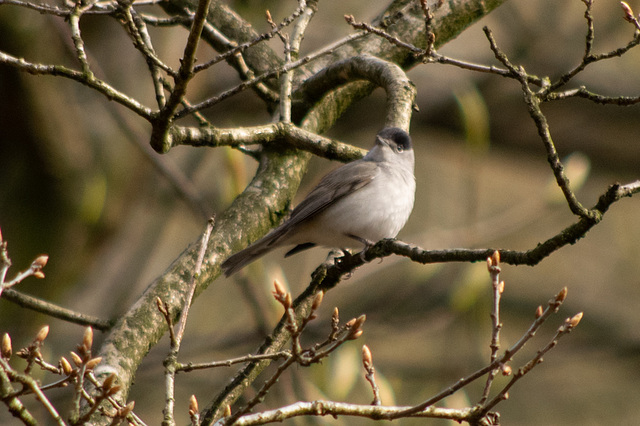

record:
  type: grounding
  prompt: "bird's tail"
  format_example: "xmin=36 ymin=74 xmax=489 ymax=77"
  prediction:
xmin=221 ymin=236 xmax=278 ymax=277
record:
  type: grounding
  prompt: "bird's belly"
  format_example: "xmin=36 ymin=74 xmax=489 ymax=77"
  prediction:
xmin=291 ymin=176 xmax=415 ymax=249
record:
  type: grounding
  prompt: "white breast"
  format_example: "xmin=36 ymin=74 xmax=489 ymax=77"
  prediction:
xmin=291 ymin=163 xmax=415 ymax=249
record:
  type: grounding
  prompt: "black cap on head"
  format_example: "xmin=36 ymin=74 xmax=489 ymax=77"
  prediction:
xmin=377 ymin=127 xmax=412 ymax=151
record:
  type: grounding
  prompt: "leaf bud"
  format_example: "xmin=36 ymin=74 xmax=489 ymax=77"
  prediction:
xmin=362 ymin=345 xmax=373 ymax=369
xmin=82 ymin=327 xmax=93 ymax=353
xmin=31 ymin=255 xmax=49 ymax=270
xmin=102 ymin=373 xmax=116 ymax=390
xmin=621 ymin=1 xmax=635 ymax=22
xmin=349 ymin=329 xmax=364 ymax=340
xmin=311 ymin=291 xmax=324 ymax=311
xmin=501 ymin=364 xmax=512 ymax=376
xmin=491 ymin=251 xmax=500 ymax=267
xmin=118 ymin=401 xmax=135 ymax=418
xmin=60 ymin=357 xmax=74 ymax=375
xmin=568 ymin=312 xmax=584 ymax=328
xmin=189 ymin=395 xmax=199 ymax=415
xmin=85 ymin=356 xmax=103 ymax=370
xmin=2 ymin=333 xmax=11 ymax=359
xmin=107 ymin=385 xmax=122 ymax=397
xmin=70 ymin=351 xmax=83 ymax=367
xmin=555 ymin=287 xmax=568 ymax=303
xmin=35 ymin=325 xmax=50 ymax=343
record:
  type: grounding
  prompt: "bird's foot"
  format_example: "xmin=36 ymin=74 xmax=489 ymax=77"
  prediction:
xmin=345 ymin=234 xmax=376 ymax=262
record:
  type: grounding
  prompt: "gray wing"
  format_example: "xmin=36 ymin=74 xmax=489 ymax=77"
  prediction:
xmin=221 ymin=160 xmax=377 ymax=276
xmin=286 ymin=159 xmax=378 ymax=227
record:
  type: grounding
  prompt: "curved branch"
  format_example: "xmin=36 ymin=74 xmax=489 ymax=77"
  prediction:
xmin=294 ymin=54 xmax=415 ymax=129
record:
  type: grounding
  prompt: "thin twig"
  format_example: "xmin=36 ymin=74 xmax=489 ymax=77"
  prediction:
xmin=176 ymin=351 xmax=292 ymax=373
xmin=478 ymin=312 xmax=584 ymax=416
xmin=174 ymin=217 xmax=215 ymax=346
xmin=150 ymin=0 xmax=213 ymax=152
xmin=1 ymin=288 xmax=112 ymax=331
xmin=479 ymin=251 xmax=503 ymax=404
xmin=162 ymin=218 xmax=214 ymax=426
xmin=174 ymin=31 xmax=369 ymax=119
xmin=0 ymin=359 xmax=66 ymax=426
xmin=482 ymin=26 xmax=592 ymax=219
xmin=362 ymin=345 xmax=381 ymax=405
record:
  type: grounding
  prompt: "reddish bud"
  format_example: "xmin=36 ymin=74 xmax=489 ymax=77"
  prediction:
xmin=70 ymin=351 xmax=83 ymax=367
xmin=312 ymin=291 xmax=324 ymax=311
xmin=102 ymin=373 xmax=116 ymax=390
xmin=349 ymin=329 xmax=364 ymax=340
xmin=535 ymin=305 xmax=544 ymax=319
xmin=107 ymin=385 xmax=122 ymax=397
xmin=352 ymin=314 xmax=366 ymax=330
xmin=82 ymin=327 xmax=93 ymax=353
xmin=555 ymin=287 xmax=568 ymax=303
xmin=491 ymin=251 xmax=500 ymax=267
xmin=85 ymin=357 xmax=102 ymax=370
xmin=33 ymin=271 xmax=45 ymax=279
xmin=362 ymin=345 xmax=373 ymax=369
xmin=273 ymin=280 xmax=286 ymax=297
xmin=568 ymin=312 xmax=584 ymax=328
xmin=118 ymin=401 xmax=135 ymax=418
xmin=2 ymin=333 xmax=11 ymax=359
xmin=31 ymin=255 xmax=48 ymax=269
xmin=60 ymin=357 xmax=73 ymax=375
xmin=621 ymin=1 xmax=635 ymax=22
xmin=189 ymin=395 xmax=199 ymax=415
xmin=35 ymin=325 xmax=50 ymax=343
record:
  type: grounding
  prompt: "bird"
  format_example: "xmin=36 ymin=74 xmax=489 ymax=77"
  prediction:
xmin=221 ymin=127 xmax=416 ymax=277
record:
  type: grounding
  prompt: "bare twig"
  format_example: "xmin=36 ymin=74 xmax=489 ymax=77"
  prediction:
xmin=176 ymin=351 xmax=292 ymax=373
xmin=479 ymin=251 xmax=504 ymax=404
xmin=0 ymin=50 xmax=153 ymax=118
xmin=162 ymin=218 xmax=214 ymax=426
xmin=173 ymin=31 xmax=369 ymax=120
xmin=0 ymin=358 xmax=66 ymax=426
xmin=478 ymin=312 xmax=584 ymax=416
xmin=149 ymin=0 xmax=213 ymax=151
xmin=0 ymin=254 xmax=48 ymax=297
xmin=277 ymin=1 xmax=316 ymax=122
xmin=175 ymin=217 xmax=215 ymax=346
xmin=1 ymin=289 xmax=112 ymax=331
xmin=214 ymin=400 xmax=475 ymax=425
xmin=362 ymin=345 xmax=381 ymax=406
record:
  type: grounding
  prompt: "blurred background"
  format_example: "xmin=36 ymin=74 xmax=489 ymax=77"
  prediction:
xmin=1 ymin=0 xmax=639 ymax=424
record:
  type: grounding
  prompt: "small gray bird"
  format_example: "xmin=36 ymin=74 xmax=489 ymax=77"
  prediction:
xmin=221 ymin=127 xmax=415 ymax=276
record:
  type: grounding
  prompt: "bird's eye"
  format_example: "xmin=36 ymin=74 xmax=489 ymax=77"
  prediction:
xmin=396 ymin=145 xmax=404 ymax=153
